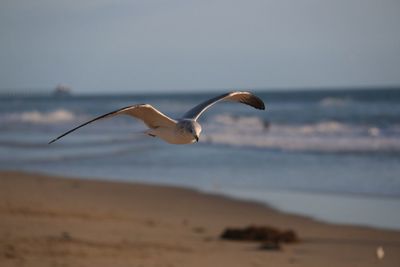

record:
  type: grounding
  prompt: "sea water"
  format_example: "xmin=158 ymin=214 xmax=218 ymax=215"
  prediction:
xmin=1 ymin=88 xmax=399 ymax=229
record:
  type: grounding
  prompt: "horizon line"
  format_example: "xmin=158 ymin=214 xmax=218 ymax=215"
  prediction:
xmin=1 ymin=84 xmax=400 ymax=96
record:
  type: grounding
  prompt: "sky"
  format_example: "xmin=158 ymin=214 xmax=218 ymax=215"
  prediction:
xmin=0 ymin=0 xmax=399 ymax=93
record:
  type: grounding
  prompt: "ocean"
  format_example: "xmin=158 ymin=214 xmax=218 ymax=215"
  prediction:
xmin=1 ymin=88 xmax=400 ymax=229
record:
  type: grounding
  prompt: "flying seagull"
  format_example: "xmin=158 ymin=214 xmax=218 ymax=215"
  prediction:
xmin=49 ymin=91 xmax=265 ymax=145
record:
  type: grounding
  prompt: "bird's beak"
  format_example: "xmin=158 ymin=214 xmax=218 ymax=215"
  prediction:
xmin=195 ymin=135 xmax=199 ymax=142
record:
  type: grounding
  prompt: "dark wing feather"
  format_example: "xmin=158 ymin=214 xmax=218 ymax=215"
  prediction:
xmin=182 ymin=91 xmax=265 ymax=121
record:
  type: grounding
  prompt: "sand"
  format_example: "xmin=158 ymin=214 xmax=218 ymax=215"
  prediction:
xmin=1 ymin=171 xmax=399 ymax=267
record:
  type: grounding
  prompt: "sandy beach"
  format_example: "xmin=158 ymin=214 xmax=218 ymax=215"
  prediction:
xmin=1 ymin=171 xmax=399 ymax=267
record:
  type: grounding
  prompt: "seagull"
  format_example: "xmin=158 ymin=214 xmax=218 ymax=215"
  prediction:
xmin=49 ymin=91 xmax=265 ymax=145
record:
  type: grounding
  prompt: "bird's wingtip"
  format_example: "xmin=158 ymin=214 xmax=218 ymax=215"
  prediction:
xmin=48 ymin=139 xmax=56 ymax=145
xmin=253 ymin=96 xmax=266 ymax=110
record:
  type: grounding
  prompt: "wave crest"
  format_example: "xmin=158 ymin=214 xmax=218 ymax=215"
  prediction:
xmin=319 ymin=97 xmax=352 ymax=107
xmin=202 ymin=114 xmax=400 ymax=153
xmin=2 ymin=109 xmax=77 ymax=124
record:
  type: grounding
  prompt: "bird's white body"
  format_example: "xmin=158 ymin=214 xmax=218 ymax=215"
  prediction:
xmin=146 ymin=119 xmax=202 ymax=144
xmin=146 ymin=125 xmax=194 ymax=144
xmin=49 ymin=91 xmax=264 ymax=145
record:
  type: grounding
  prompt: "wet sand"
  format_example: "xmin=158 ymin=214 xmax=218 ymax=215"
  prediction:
xmin=1 ymin=171 xmax=399 ymax=266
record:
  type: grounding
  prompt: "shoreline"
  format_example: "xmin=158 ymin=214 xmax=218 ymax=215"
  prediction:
xmin=5 ymin=168 xmax=400 ymax=231
xmin=220 ymin=187 xmax=400 ymax=231
xmin=1 ymin=171 xmax=400 ymax=266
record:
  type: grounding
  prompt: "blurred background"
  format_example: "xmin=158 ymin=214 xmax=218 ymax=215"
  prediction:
xmin=1 ymin=0 xmax=399 ymax=229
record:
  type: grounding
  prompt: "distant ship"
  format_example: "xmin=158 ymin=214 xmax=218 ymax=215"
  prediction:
xmin=53 ymin=84 xmax=72 ymax=97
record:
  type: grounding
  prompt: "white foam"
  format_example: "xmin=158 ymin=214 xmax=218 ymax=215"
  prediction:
xmin=202 ymin=114 xmax=400 ymax=153
xmin=319 ymin=97 xmax=352 ymax=107
xmin=2 ymin=109 xmax=76 ymax=124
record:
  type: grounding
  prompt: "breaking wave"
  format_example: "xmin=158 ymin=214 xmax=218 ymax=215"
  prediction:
xmin=319 ymin=97 xmax=352 ymax=107
xmin=1 ymin=109 xmax=78 ymax=124
xmin=202 ymin=114 xmax=400 ymax=153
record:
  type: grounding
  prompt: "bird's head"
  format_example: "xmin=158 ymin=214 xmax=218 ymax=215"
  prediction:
xmin=179 ymin=120 xmax=202 ymax=142
xmin=190 ymin=121 xmax=202 ymax=142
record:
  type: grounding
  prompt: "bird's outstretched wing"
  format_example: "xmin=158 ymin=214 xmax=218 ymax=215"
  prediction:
xmin=49 ymin=104 xmax=176 ymax=144
xmin=182 ymin=91 xmax=265 ymax=121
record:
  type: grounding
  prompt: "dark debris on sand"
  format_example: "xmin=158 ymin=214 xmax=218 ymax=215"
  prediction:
xmin=220 ymin=225 xmax=299 ymax=251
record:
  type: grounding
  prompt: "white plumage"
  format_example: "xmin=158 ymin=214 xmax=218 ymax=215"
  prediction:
xmin=49 ymin=91 xmax=265 ymax=145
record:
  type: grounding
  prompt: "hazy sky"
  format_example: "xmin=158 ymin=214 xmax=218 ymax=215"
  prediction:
xmin=1 ymin=0 xmax=399 ymax=93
